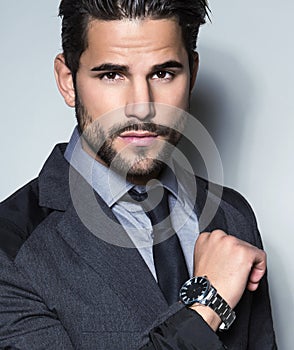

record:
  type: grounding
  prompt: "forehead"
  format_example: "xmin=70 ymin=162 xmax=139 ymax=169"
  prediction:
xmin=81 ymin=18 xmax=188 ymax=66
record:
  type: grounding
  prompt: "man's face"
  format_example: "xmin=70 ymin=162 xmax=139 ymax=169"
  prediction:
xmin=67 ymin=19 xmax=197 ymax=181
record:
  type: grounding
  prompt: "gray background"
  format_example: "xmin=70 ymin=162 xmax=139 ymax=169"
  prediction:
xmin=1 ymin=0 xmax=293 ymax=348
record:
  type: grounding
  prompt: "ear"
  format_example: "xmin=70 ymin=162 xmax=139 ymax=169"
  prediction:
xmin=190 ymin=52 xmax=199 ymax=92
xmin=54 ymin=53 xmax=76 ymax=107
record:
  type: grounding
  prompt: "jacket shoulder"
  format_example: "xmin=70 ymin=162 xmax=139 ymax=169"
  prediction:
xmin=0 ymin=179 xmax=52 ymax=259
xmin=196 ymin=176 xmax=257 ymax=226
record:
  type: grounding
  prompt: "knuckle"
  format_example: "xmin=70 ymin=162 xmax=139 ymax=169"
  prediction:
xmin=211 ymin=229 xmax=226 ymax=236
xmin=221 ymin=233 xmax=238 ymax=246
xmin=196 ymin=232 xmax=208 ymax=246
xmin=198 ymin=231 xmax=209 ymax=240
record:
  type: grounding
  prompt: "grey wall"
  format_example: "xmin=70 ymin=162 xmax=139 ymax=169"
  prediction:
xmin=0 ymin=0 xmax=75 ymax=196
xmin=1 ymin=1 xmax=293 ymax=348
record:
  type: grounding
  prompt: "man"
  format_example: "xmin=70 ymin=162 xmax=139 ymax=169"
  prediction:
xmin=0 ymin=0 xmax=277 ymax=349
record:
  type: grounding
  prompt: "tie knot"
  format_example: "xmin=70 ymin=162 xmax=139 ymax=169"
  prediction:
xmin=128 ymin=187 xmax=170 ymax=226
xmin=128 ymin=188 xmax=148 ymax=202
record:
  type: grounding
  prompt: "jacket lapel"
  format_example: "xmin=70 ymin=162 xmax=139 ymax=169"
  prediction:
xmin=57 ymin=201 xmax=168 ymax=324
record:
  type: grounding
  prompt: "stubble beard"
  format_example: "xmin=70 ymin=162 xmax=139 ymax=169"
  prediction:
xmin=75 ymin=96 xmax=186 ymax=179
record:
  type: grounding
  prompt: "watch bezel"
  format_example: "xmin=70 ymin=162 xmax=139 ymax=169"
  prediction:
xmin=179 ymin=276 xmax=212 ymax=306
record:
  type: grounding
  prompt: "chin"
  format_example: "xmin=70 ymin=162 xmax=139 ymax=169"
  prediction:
xmin=109 ymin=156 xmax=164 ymax=180
xmin=127 ymin=158 xmax=164 ymax=178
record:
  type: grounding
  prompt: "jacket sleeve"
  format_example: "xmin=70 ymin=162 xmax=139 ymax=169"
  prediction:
xmin=0 ymin=250 xmax=74 ymax=350
xmin=139 ymin=304 xmax=226 ymax=350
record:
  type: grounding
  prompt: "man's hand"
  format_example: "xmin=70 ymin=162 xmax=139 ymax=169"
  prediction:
xmin=190 ymin=230 xmax=267 ymax=330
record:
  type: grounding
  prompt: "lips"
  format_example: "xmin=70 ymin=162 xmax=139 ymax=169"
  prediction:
xmin=118 ymin=130 xmax=159 ymax=147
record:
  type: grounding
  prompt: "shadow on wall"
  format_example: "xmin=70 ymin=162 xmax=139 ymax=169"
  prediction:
xmin=178 ymin=45 xmax=256 ymax=185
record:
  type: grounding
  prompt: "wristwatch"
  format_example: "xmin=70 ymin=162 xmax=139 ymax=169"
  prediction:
xmin=179 ymin=276 xmax=236 ymax=330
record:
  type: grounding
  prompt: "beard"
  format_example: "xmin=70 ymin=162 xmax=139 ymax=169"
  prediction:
xmin=75 ymin=95 xmax=186 ymax=178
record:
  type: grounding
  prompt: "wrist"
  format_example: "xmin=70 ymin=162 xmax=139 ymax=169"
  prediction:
xmin=189 ymin=303 xmax=221 ymax=331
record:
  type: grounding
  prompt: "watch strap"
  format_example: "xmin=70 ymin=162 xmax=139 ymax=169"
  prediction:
xmin=207 ymin=291 xmax=236 ymax=330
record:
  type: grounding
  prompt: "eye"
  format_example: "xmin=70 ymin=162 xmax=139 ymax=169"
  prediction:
xmin=151 ymin=71 xmax=175 ymax=81
xmin=99 ymin=72 xmax=123 ymax=81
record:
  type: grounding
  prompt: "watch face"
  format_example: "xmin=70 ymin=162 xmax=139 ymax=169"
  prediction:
xmin=179 ymin=276 xmax=211 ymax=305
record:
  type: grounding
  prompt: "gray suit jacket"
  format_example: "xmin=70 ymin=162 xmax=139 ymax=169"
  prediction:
xmin=0 ymin=144 xmax=277 ymax=349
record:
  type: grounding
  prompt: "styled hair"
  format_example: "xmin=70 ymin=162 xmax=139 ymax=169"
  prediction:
xmin=59 ymin=0 xmax=209 ymax=76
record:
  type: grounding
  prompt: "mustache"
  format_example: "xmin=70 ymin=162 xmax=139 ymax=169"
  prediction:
xmin=108 ymin=122 xmax=173 ymax=139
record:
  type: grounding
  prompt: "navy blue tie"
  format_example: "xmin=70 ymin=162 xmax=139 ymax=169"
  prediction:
xmin=129 ymin=187 xmax=189 ymax=305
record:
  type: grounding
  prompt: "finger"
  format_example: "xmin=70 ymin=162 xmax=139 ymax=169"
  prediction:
xmin=247 ymin=250 xmax=267 ymax=291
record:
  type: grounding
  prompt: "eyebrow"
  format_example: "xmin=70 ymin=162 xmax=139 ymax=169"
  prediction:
xmin=90 ymin=60 xmax=183 ymax=73
xmin=152 ymin=61 xmax=184 ymax=71
xmin=91 ymin=63 xmax=129 ymax=72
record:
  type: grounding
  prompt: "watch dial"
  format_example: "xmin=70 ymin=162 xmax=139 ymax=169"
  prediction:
xmin=180 ymin=276 xmax=210 ymax=305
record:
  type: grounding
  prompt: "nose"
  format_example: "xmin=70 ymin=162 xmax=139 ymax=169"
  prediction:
xmin=125 ymin=79 xmax=155 ymax=120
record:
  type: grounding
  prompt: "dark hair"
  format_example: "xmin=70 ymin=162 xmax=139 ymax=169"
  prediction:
xmin=59 ymin=0 xmax=209 ymax=76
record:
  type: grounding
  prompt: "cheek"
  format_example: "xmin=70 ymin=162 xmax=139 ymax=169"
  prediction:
xmin=77 ymin=80 xmax=126 ymax=118
xmin=154 ymin=78 xmax=190 ymax=110
xmin=175 ymin=78 xmax=191 ymax=108
xmin=172 ymin=89 xmax=190 ymax=109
